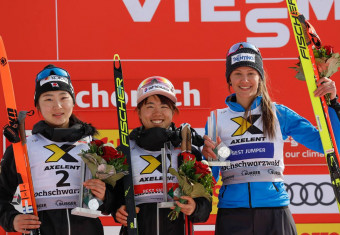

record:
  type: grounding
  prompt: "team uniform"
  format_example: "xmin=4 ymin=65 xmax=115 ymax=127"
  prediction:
xmin=113 ymin=124 xmax=212 ymax=235
xmin=211 ymin=94 xmax=340 ymax=234
xmin=0 ymin=120 xmax=113 ymax=235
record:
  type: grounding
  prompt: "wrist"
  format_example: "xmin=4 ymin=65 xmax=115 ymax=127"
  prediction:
xmin=330 ymin=95 xmax=339 ymax=107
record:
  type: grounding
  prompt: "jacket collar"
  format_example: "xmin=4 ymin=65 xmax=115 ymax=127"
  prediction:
xmin=225 ymin=93 xmax=262 ymax=112
xmin=32 ymin=120 xmax=96 ymax=142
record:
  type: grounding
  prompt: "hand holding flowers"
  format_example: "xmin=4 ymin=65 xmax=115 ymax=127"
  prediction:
xmin=290 ymin=45 xmax=339 ymax=104
xmin=168 ymin=158 xmax=216 ymax=221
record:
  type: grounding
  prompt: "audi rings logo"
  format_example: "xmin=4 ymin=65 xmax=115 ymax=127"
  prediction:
xmin=284 ymin=182 xmax=336 ymax=206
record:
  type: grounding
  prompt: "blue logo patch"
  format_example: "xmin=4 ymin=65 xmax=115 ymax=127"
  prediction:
xmin=228 ymin=142 xmax=274 ymax=161
xmin=231 ymin=53 xmax=255 ymax=64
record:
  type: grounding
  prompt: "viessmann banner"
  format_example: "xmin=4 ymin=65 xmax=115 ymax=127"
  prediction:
xmin=0 ymin=0 xmax=340 ymax=231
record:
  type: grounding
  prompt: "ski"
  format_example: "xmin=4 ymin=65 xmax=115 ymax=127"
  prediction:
xmin=113 ymin=54 xmax=139 ymax=234
xmin=286 ymin=0 xmax=340 ymax=212
xmin=0 ymin=37 xmax=39 ymax=216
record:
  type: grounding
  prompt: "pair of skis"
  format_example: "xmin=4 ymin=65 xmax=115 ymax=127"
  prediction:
xmin=286 ymin=0 xmax=340 ymax=212
xmin=0 ymin=36 xmax=40 ymax=234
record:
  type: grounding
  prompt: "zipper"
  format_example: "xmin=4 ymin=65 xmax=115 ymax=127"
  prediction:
xmin=272 ymin=182 xmax=279 ymax=192
xmin=66 ymin=209 xmax=71 ymax=235
xmin=248 ymin=183 xmax=252 ymax=208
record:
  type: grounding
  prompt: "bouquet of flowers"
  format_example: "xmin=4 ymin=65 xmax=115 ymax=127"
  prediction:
xmin=79 ymin=139 xmax=129 ymax=187
xmin=167 ymin=158 xmax=216 ymax=221
xmin=289 ymin=45 xmax=340 ymax=105
xmin=290 ymin=45 xmax=340 ymax=81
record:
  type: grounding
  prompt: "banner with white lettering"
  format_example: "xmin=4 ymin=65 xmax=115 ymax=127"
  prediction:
xmin=0 ymin=0 xmax=340 ymax=230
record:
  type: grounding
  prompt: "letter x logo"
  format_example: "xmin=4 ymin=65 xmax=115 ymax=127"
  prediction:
xmin=231 ymin=114 xmax=263 ymax=136
xmin=45 ymin=144 xmax=77 ymax=163
xmin=140 ymin=154 xmax=171 ymax=174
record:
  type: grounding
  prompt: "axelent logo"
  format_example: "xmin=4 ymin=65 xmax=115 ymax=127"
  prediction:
xmin=231 ymin=53 xmax=255 ymax=64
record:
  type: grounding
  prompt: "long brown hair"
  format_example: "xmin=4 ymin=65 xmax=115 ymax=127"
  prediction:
xmin=228 ymin=72 xmax=276 ymax=139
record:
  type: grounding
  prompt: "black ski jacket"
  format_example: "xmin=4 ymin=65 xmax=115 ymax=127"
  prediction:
xmin=111 ymin=124 xmax=212 ymax=235
xmin=0 ymin=120 xmax=114 ymax=235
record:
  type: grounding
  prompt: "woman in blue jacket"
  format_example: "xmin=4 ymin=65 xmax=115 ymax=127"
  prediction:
xmin=202 ymin=42 xmax=340 ymax=235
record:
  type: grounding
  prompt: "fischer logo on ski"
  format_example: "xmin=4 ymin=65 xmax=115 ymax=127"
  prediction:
xmin=113 ymin=54 xmax=139 ymax=234
xmin=286 ymin=0 xmax=340 ymax=212
xmin=7 ymin=108 xmax=19 ymax=128
xmin=115 ymin=76 xmax=129 ymax=147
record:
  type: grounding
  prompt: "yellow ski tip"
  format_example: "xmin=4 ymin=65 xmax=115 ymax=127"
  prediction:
xmin=114 ymin=54 xmax=120 ymax=61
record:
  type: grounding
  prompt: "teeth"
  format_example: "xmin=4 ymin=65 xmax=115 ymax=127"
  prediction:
xmin=152 ymin=120 xmax=162 ymax=124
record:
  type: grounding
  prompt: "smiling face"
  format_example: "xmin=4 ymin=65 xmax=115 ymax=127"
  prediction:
xmin=138 ymin=95 xmax=175 ymax=130
xmin=37 ymin=90 xmax=74 ymax=128
xmin=230 ymin=66 xmax=260 ymax=108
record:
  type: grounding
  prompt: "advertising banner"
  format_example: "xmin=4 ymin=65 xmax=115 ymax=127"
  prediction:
xmin=1 ymin=0 xmax=340 ymax=234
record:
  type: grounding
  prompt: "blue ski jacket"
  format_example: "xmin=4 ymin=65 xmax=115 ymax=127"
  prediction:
xmin=208 ymin=94 xmax=340 ymax=208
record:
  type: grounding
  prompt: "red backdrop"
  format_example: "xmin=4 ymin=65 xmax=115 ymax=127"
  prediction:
xmin=1 ymin=0 xmax=340 ymax=234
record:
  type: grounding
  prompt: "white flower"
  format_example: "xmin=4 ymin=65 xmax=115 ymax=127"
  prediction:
xmin=97 ymin=164 xmax=106 ymax=172
xmin=103 ymin=143 xmax=115 ymax=148
xmin=201 ymin=160 xmax=209 ymax=166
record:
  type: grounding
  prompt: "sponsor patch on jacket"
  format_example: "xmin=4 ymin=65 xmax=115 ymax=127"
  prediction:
xmin=231 ymin=53 xmax=255 ymax=64
xmin=228 ymin=142 xmax=274 ymax=161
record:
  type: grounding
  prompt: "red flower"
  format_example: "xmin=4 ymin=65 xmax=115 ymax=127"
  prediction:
xmin=194 ymin=161 xmax=210 ymax=178
xmin=102 ymin=146 xmax=118 ymax=156
xmin=91 ymin=140 xmax=104 ymax=147
xmin=324 ymin=45 xmax=333 ymax=56
xmin=181 ymin=152 xmax=195 ymax=162
xmin=102 ymin=146 xmax=123 ymax=161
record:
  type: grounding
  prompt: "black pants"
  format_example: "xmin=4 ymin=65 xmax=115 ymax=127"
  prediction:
xmin=215 ymin=207 xmax=297 ymax=235
xmin=119 ymin=203 xmax=185 ymax=235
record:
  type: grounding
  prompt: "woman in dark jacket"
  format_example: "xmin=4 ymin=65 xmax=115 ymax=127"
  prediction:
xmin=113 ymin=76 xmax=212 ymax=235
xmin=0 ymin=65 xmax=114 ymax=235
